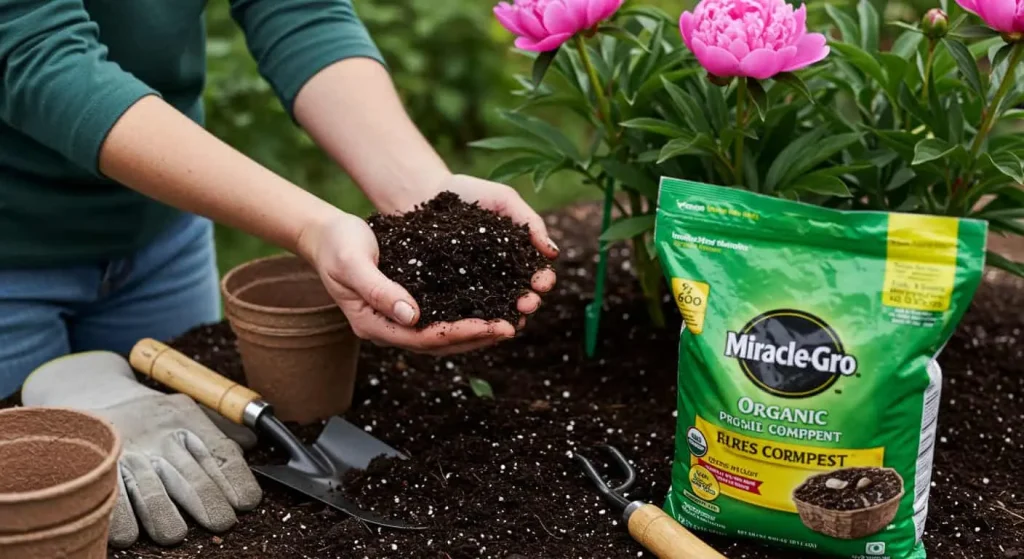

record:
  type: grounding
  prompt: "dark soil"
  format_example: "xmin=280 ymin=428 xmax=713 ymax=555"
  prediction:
xmin=368 ymin=191 xmax=547 ymax=327
xmin=2 ymin=202 xmax=1021 ymax=559
xmin=793 ymin=467 xmax=904 ymax=511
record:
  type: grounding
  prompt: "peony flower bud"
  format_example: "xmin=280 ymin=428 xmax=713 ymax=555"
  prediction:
xmin=922 ymin=8 xmax=949 ymax=39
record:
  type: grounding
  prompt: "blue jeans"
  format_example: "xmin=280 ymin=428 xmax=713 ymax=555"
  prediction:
xmin=0 ymin=213 xmax=221 ymax=399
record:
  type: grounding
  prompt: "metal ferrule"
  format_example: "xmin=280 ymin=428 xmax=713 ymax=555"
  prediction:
xmin=241 ymin=400 xmax=270 ymax=428
xmin=623 ymin=500 xmax=643 ymax=524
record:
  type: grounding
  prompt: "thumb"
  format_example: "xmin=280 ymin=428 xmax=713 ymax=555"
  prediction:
xmin=346 ymin=257 xmax=420 ymax=326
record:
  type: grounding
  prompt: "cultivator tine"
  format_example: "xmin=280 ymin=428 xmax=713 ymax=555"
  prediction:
xmin=599 ymin=444 xmax=637 ymax=495
xmin=573 ymin=446 xmax=632 ymax=509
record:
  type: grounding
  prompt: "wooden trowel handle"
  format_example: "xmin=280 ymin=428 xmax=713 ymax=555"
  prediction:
xmin=129 ymin=338 xmax=263 ymax=425
xmin=628 ymin=503 xmax=727 ymax=559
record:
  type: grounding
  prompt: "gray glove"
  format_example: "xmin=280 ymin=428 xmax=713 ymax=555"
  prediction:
xmin=22 ymin=351 xmax=263 ymax=548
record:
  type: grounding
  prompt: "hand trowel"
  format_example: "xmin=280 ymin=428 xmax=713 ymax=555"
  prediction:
xmin=129 ymin=338 xmax=423 ymax=530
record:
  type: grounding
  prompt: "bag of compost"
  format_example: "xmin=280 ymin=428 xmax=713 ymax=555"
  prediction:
xmin=654 ymin=177 xmax=988 ymax=558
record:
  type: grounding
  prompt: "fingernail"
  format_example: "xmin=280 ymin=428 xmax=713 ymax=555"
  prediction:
xmin=393 ymin=301 xmax=416 ymax=325
xmin=546 ymin=238 xmax=560 ymax=254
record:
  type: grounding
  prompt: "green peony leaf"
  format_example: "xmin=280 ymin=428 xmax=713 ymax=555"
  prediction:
xmin=829 ymin=41 xmax=887 ymax=86
xmin=597 ymin=24 xmax=649 ymax=52
xmin=777 ymin=132 xmax=864 ymax=190
xmin=765 ymin=128 xmax=826 ymax=192
xmin=656 ymin=135 xmax=713 ymax=164
xmin=942 ymin=38 xmax=984 ymax=97
xmin=985 ymin=251 xmax=1024 ymax=277
xmin=984 ymin=152 xmax=1024 ymax=184
xmin=598 ymin=215 xmax=656 ymax=242
xmin=619 ymin=118 xmax=690 ymax=138
xmin=773 ymin=73 xmax=815 ymax=104
xmin=661 ymin=76 xmax=712 ymax=134
xmin=825 ymin=4 xmax=860 ymax=45
xmin=912 ymin=138 xmax=957 ymax=165
xmin=952 ymin=25 xmax=1001 ymax=39
xmin=746 ymin=78 xmax=769 ymax=122
xmin=788 ymin=172 xmax=853 ymax=197
xmin=531 ymin=159 xmax=567 ymax=193
xmin=599 ymin=158 xmax=659 ymax=200
xmin=890 ymin=30 xmax=924 ymax=60
xmin=469 ymin=136 xmax=552 ymax=154
xmin=857 ymin=0 xmax=880 ymax=52
xmin=898 ymin=83 xmax=932 ymax=128
xmin=499 ymin=110 xmax=582 ymax=162
xmin=487 ymin=156 xmax=549 ymax=183
xmin=531 ymin=48 xmax=559 ymax=87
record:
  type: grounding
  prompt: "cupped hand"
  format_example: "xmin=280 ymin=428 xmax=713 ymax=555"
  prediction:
xmin=298 ymin=210 xmax=548 ymax=357
xmin=298 ymin=175 xmax=558 ymax=356
xmin=417 ymin=173 xmax=559 ymax=324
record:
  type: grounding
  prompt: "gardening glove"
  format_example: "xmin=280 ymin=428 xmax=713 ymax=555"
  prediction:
xmin=21 ymin=351 xmax=263 ymax=548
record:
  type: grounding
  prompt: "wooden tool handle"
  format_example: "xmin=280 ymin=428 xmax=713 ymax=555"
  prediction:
xmin=627 ymin=503 xmax=727 ymax=559
xmin=129 ymin=338 xmax=263 ymax=425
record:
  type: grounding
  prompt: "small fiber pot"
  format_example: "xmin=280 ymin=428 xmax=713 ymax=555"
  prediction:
xmin=221 ymin=253 xmax=362 ymax=425
xmin=0 ymin=489 xmax=117 ymax=559
xmin=0 ymin=407 xmax=121 ymax=557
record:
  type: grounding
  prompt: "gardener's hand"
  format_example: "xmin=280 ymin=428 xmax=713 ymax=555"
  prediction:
xmin=425 ymin=174 xmax=560 ymax=316
xmin=21 ymin=352 xmax=263 ymax=549
xmin=299 ymin=211 xmax=525 ymax=356
xmin=375 ymin=173 xmax=560 ymax=328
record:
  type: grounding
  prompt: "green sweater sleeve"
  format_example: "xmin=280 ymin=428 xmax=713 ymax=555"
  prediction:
xmin=229 ymin=0 xmax=386 ymax=116
xmin=0 ymin=0 xmax=159 ymax=176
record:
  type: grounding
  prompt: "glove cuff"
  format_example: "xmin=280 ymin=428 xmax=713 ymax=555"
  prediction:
xmin=22 ymin=351 xmax=162 ymax=409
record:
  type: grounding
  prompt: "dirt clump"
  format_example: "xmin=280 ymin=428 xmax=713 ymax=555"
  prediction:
xmin=367 ymin=191 xmax=547 ymax=328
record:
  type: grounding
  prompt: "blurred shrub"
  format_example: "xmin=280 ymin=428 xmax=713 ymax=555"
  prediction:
xmin=354 ymin=0 xmax=518 ymax=155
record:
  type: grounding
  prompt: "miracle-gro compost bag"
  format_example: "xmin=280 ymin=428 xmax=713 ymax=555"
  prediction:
xmin=653 ymin=177 xmax=988 ymax=558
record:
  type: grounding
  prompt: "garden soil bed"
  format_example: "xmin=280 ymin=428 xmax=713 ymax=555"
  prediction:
xmin=4 ymin=203 xmax=1021 ymax=559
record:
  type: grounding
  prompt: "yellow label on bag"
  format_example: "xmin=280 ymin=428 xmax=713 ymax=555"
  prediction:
xmin=671 ymin=278 xmax=710 ymax=334
xmin=688 ymin=416 xmax=886 ymax=513
xmin=882 ymin=214 xmax=960 ymax=312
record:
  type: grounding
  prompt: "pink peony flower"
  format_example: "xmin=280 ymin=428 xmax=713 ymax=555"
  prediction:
xmin=679 ymin=0 xmax=830 ymax=80
xmin=956 ymin=0 xmax=1024 ymax=34
xmin=494 ymin=0 xmax=625 ymax=52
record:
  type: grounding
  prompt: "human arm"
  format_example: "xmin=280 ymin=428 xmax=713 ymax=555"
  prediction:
xmin=0 ymin=0 xmax=507 ymax=354
xmin=229 ymin=0 xmax=558 ymax=337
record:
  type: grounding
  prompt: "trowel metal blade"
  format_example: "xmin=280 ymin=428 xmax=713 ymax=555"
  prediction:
xmin=251 ymin=464 xmax=424 ymax=530
xmin=313 ymin=417 xmax=407 ymax=471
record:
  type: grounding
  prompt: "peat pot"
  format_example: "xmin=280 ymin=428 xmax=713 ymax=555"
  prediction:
xmin=221 ymin=253 xmax=362 ymax=424
xmin=0 ymin=407 xmax=121 ymax=558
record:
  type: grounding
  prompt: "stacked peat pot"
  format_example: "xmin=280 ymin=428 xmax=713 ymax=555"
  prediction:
xmin=220 ymin=253 xmax=362 ymax=424
xmin=0 ymin=407 xmax=122 ymax=558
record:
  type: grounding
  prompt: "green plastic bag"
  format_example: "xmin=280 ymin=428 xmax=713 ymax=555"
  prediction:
xmin=654 ymin=177 xmax=988 ymax=558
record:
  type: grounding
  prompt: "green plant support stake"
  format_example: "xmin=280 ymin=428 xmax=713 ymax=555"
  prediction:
xmin=584 ymin=177 xmax=614 ymax=358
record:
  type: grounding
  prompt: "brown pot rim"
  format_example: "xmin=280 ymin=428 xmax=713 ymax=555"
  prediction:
xmin=0 ymin=407 xmax=122 ymax=506
xmin=224 ymin=308 xmax=349 ymax=338
xmin=0 ymin=487 xmax=118 ymax=546
xmin=220 ymin=253 xmax=338 ymax=317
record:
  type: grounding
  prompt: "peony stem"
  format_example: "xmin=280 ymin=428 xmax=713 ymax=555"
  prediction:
xmin=574 ymin=35 xmax=613 ymax=131
xmin=921 ymin=41 xmax=937 ymax=103
xmin=969 ymin=42 xmax=1024 ymax=160
xmin=734 ymin=78 xmax=747 ymax=186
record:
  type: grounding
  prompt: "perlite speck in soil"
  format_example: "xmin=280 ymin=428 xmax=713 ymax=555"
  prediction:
xmin=654 ymin=177 xmax=988 ymax=558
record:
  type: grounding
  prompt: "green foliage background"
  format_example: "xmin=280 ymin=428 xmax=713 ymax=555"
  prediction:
xmin=202 ymin=0 xmax=946 ymax=275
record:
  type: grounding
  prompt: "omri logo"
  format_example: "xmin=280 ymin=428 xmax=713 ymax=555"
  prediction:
xmin=676 ymin=200 xmax=705 ymax=212
xmin=724 ymin=309 xmax=858 ymax=398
